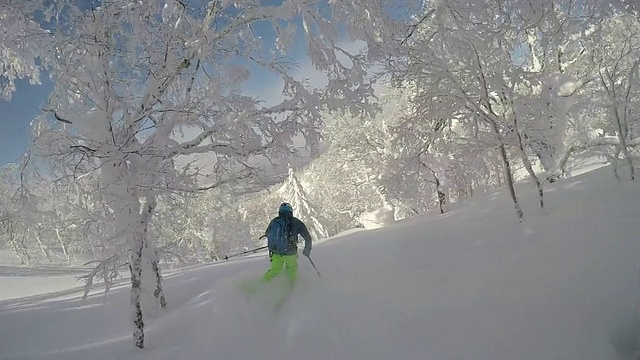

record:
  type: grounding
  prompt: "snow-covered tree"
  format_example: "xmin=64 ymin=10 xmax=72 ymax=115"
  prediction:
xmin=32 ymin=0 xmax=389 ymax=348
xmin=279 ymin=167 xmax=329 ymax=241
xmin=0 ymin=163 xmax=32 ymax=264
xmin=0 ymin=1 xmax=54 ymax=99
xmin=381 ymin=0 xmax=619 ymax=220
xmin=590 ymin=14 xmax=639 ymax=180
xmin=541 ymin=10 xmax=640 ymax=180
xmin=386 ymin=1 xmax=528 ymax=220
xmin=0 ymin=154 xmax=62 ymax=264
xmin=153 ymin=190 xmax=256 ymax=263
xmin=295 ymin=99 xmax=399 ymax=229
xmin=296 ymin=157 xmax=372 ymax=233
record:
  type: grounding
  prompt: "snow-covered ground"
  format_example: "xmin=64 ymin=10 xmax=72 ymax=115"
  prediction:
xmin=1 ymin=165 xmax=640 ymax=360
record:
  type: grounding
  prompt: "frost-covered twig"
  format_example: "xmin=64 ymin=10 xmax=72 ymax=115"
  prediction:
xmin=77 ymin=253 xmax=127 ymax=301
xmin=553 ymin=136 xmax=639 ymax=178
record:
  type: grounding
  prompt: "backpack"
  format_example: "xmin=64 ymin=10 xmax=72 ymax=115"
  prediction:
xmin=266 ymin=217 xmax=290 ymax=255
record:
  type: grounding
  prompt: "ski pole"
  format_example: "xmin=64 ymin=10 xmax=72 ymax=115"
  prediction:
xmin=223 ymin=246 xmax=268 ymax=260
xmin=305 ymin=255 xmax=322 ymax=278
xmin=224 ymin=236 xmax=268 ymax=260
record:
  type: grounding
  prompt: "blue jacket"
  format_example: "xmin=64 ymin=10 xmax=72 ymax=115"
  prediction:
xmin=265 ymin=211 xmax=312 ymax=256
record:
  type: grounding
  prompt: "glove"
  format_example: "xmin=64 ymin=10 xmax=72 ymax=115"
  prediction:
xmin=302 ymin=247 xmax=311 ymax=257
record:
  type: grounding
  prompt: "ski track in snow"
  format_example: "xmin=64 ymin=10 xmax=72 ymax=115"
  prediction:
xmin=1 ymin=165 xmax=640 ymax=360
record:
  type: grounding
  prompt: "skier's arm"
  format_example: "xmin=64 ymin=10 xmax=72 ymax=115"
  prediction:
xmin=299 ymin=221 xmax=312 ymax=255
xmin=264 ymin=220 xmax=274 ymax=258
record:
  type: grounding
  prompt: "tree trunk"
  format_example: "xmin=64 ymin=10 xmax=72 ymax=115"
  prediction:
xmin=601 ymin=65 xmax=636 ymax=181
xmin=427 ymin=167 xmax=446 ymax=214
xmin=611 ymin=147 xmax=622 ymax=181
xmin=151 ymin=254 xmax=167 ymax=309
xmin=11 ymin=240 xmax=29 ymax=265
xmin=55 ymin=227 xmax=71 ymax=264
xmin=8 ymin=221 xmax=27 ymax=265
xmin=103 ymin=261 xmax=112 ymax=302
xmin=489 ymin=118 xmax=524 ymax=221
xmin=129 ymin=196 xmax=159 ymax=349
xmin=12 ymin=224 xmax=31 ymax=265
xmin=34 ymin=227 xmax=52 ymax=262
xmin=141 ymin=196 xmax=166 ymax=309
xmin=499 ymin=145 xmax=524 ymax=221
xmin=614 ymin=111 xmax=635 ymax=180
xmin=129 ymin=231 xmax=145 ymax=349
xmin=512 ymin=114 xmax=544 ymax=209
xmin=437 ymin=191 xmax=446 ymax=213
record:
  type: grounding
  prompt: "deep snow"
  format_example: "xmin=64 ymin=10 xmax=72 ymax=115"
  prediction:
xmin=1 ymin=165 xmax=640 ymax=360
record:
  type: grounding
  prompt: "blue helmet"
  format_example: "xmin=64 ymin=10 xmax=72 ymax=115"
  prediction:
xmin=279 ymin=202 xmax=293 ymax=214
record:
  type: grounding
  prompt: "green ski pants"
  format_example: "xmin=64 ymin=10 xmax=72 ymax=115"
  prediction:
xmin=262 ymin=254 xmax=298 ymax=285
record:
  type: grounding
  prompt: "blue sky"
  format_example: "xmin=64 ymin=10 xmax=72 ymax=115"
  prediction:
xmin=0 ymin=75 xmax=54 ymax=165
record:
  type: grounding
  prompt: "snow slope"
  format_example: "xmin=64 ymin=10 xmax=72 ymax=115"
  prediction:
xmin=1 ymin=165 xmax=640 ymax=360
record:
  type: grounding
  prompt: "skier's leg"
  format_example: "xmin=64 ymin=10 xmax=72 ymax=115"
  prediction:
xmin=271 ymin=254 xmax=298 ymax=311
xmin=261 ymin=254 xmax=284 ymax=283
xmin=283 ymin=254 xmax=298 ymax=285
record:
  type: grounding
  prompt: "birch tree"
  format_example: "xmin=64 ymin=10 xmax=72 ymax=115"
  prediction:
xmin=33 ymin=0 xmax=387 ymax=348
xmin=590 ymin=14 xmax=640 ymax=180
xmin=383 ymin=0 xmax=616 ymax=220
xmin=549 ymin=10 xmax=640 ymax=179
xmin=388 ymin=1 xmax=527 ymax=220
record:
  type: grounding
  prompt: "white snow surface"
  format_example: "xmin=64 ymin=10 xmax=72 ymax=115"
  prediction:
xmin=2 ymin=165 xmax=640 ymax=360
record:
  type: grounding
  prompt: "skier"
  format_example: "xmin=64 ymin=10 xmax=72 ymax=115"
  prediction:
xmin=262 ymin=202 xmax=312 ymax=286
